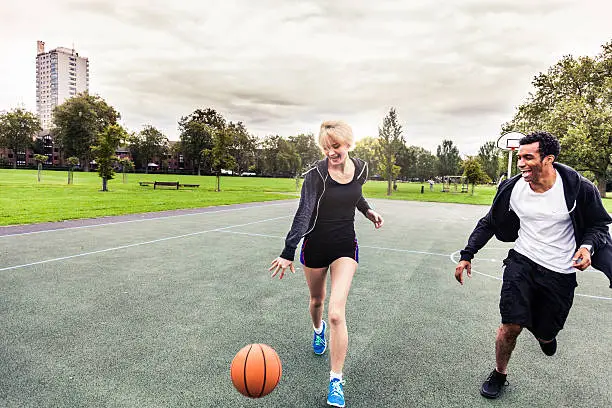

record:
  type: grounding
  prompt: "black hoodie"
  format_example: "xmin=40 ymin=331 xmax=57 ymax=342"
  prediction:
xmin=280 ymin=157 xmax=371 ymax=261
xmin=459 ymin=162 xmax=612 ymax=288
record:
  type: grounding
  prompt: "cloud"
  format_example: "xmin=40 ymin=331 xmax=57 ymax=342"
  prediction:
xmin=0 ymin=0 xmax=610 ymax=155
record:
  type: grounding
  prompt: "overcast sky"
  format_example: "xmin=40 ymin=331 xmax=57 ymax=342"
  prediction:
xmin=1 ymin=0 xmax=610 ymax=155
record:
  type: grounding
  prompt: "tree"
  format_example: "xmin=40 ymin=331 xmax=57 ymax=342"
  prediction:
xmin=178 ymin=108 xmax=226 ymax=175
xmin=504 ymin=41 xmax=612 ymax=197
xmin=462 ymin=157 xmax=491 ymax=194
xmin=66 ymin=156 xmax=79 ymax=184
xmin=353 ymin=137 xmax=380 ymax=177
xmin=31 ymin=137 xmax=46 ymax=155
xmin=228 ymin=121 xmax=257 ymax=174
xmin=414 ymin=149 xmax=437 ymax=181
xmin=118 ymin=157 xmax=134 ymax=183
xmin=436 ymin=140 xmax=461 ymax=177
xmin=376 ymin=108 xmax=405 ymax=195
xmin=33 ymin=154 xmax=48 ymax=182
xmin=289 ymin=133 xmax=321 ymax=170
xmin=395 ymin=143 xmax=410 ymax=180
xmin=477 ymin=141 xmax=503 ymax=182
xmin=129 ymin=125 xmax=169 ymax=173
xmin=258 ymin=135 xmax=281 ymax=176
xmin=91 ymin=125 xmax=126 ymax=192
xmin=277 ymin=138 xmax=302 ymax=177
xmin=396 ymin=145 xmax=437 ymax=180
xmin=52 ymin=93 xmax=120 ymax=172
xmin=180 ymin=121 xmax=214 ymax=175
xmin=287 ymin=133 xmax=320 ymax=190
xmin=202 ymin=127 xmax=237 ymax=192
xmin=0 ymin=108 xmax=41 ymax=169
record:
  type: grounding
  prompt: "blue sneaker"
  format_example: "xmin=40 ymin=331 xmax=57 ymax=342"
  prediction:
xmin=327 ymin=378 xmax=346 ymax=407
xmin=313 ymin=320 xmax=327 ymax=355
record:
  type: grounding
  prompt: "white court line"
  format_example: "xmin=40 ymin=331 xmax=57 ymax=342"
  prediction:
xmin=449 ymin=251 xmax=611 ymax=301
xmin=359 ymin=245 xmax=448 ymax=257
xmin=216 ymin=230 xmax=286 ymax=240
xmin=0 ymin=201 xmax=296 ymax=238
xmin=572 ymin=293 xmax=612 ymax=300
xmin=449 ymin=250 xmax=503 ymax=281
xmin=218 ymin=231 xmax=610 ymax=301
xmin=216 ymin=230 xmax=450 ymax=257
xmin=4 ymin=218 xmax=609 ymax=301
xmin=0 ymin=215 xmax=290 ymax=272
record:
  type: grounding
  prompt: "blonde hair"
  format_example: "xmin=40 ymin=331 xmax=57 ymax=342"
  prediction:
xmin=318 ymin=120 xmax=355 ymax=151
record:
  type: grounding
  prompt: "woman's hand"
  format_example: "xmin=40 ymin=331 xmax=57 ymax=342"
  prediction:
xmin=269 ymin=257 xmax=295 ymax=279
xmin=366 ymin=209 xmax=384 ymax=229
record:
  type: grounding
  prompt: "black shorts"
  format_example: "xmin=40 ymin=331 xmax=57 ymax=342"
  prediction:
xmin=299 ymin=237 xmax=359 ymax=268
xmin=500 ymin=249 xmax=577 ymax=340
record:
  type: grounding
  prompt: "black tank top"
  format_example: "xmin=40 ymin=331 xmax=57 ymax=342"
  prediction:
xmin=307 ymin=169 xmax=363 ymax=243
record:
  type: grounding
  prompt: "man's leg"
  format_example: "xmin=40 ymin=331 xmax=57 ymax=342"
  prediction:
xmin=481 ymin=323 xmax=522 ymax=399
xmin=498 ymin=250 xmax=534 ymax=369
xmin=482 ymin=250 xmax=533 ymax=399
xmin=531 ymin=267 xmax=577 ymax=356
xmin=495 ymin=323 xmax=523 ymax=374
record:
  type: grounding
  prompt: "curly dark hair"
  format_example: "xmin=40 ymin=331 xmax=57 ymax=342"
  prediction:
xmin=519 ymin=131 xmax=560 ymax=160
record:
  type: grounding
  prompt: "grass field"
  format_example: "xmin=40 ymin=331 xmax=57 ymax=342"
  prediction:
xmin=1 ymin=169 xmax=611 ymax=226
xmin=0 ymin=169 xmax=297 ymax=226
xmin=365 ymin=180 xmax=498 ymax=205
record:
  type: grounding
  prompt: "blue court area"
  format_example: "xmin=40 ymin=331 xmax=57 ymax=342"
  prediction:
xmin=1 ymin=199 xmax=610 ymax=407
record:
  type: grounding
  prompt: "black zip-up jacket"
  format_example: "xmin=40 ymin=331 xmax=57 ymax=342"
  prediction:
xmin=280 ymin=157 xmax=371 ymax=261
xmin=459 ymin=163 xmax=612 ymax=288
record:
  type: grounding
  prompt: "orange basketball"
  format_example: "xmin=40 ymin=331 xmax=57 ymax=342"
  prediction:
xmin=230 ymin=344 xmax=282 ymax=398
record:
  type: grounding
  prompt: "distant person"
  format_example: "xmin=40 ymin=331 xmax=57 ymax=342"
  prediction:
xmin=270 ymin=120 xmax=384 ymax=407
xmin=454 ymin=131 xmax=612 ymax=399
xmin=428 ymin=179 xmax=434 ymax=191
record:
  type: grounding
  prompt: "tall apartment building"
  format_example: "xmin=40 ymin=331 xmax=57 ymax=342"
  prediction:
xmin=36 ymin=41 xmax=89 ymax=130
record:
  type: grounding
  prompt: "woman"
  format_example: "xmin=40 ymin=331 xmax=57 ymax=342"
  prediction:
xmin=269 ymin=120 xmax=383 ymax=407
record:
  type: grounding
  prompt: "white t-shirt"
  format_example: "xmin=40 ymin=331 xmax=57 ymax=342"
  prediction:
xmin=509 ymin=171 xmax=577 ymax=274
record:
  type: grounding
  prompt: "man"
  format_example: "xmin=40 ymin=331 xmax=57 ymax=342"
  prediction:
xmin=454 ymin=131 xmax=612 ymax=399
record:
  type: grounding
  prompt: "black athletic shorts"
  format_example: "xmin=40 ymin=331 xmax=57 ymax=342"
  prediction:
xmin=299 ymin=237 xmax=359 ymax=268
xmin=500 ymin=249 xmax=577 ymax=340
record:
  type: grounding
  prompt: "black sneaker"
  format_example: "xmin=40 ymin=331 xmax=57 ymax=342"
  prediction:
xmin=480 ymin=369 xmax=508 ymax=399
xmin=538 ymin=338 xmax=557 ymax=356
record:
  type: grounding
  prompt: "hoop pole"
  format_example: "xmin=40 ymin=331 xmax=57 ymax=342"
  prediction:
xmin=507 ymin=149 xmax=514 ymax=179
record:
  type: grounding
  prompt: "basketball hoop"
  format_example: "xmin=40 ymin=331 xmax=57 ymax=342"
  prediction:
xmin=497 ymin=132 xmax=523 ymax=150
xmin=506 ymin=138 xmax=520 ymax=150
xmin=497 ymin=131 xmax=526 ymax=180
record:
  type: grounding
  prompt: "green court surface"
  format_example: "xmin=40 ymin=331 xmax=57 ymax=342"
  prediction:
xmin=0 ymin=200 xmax=610 ymax=407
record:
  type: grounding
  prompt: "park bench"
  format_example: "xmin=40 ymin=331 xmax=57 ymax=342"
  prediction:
xmin=139 ymin=181 xmax=200 ymax=189
xmin=154 ymin=181 xmax=180 ymax=189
